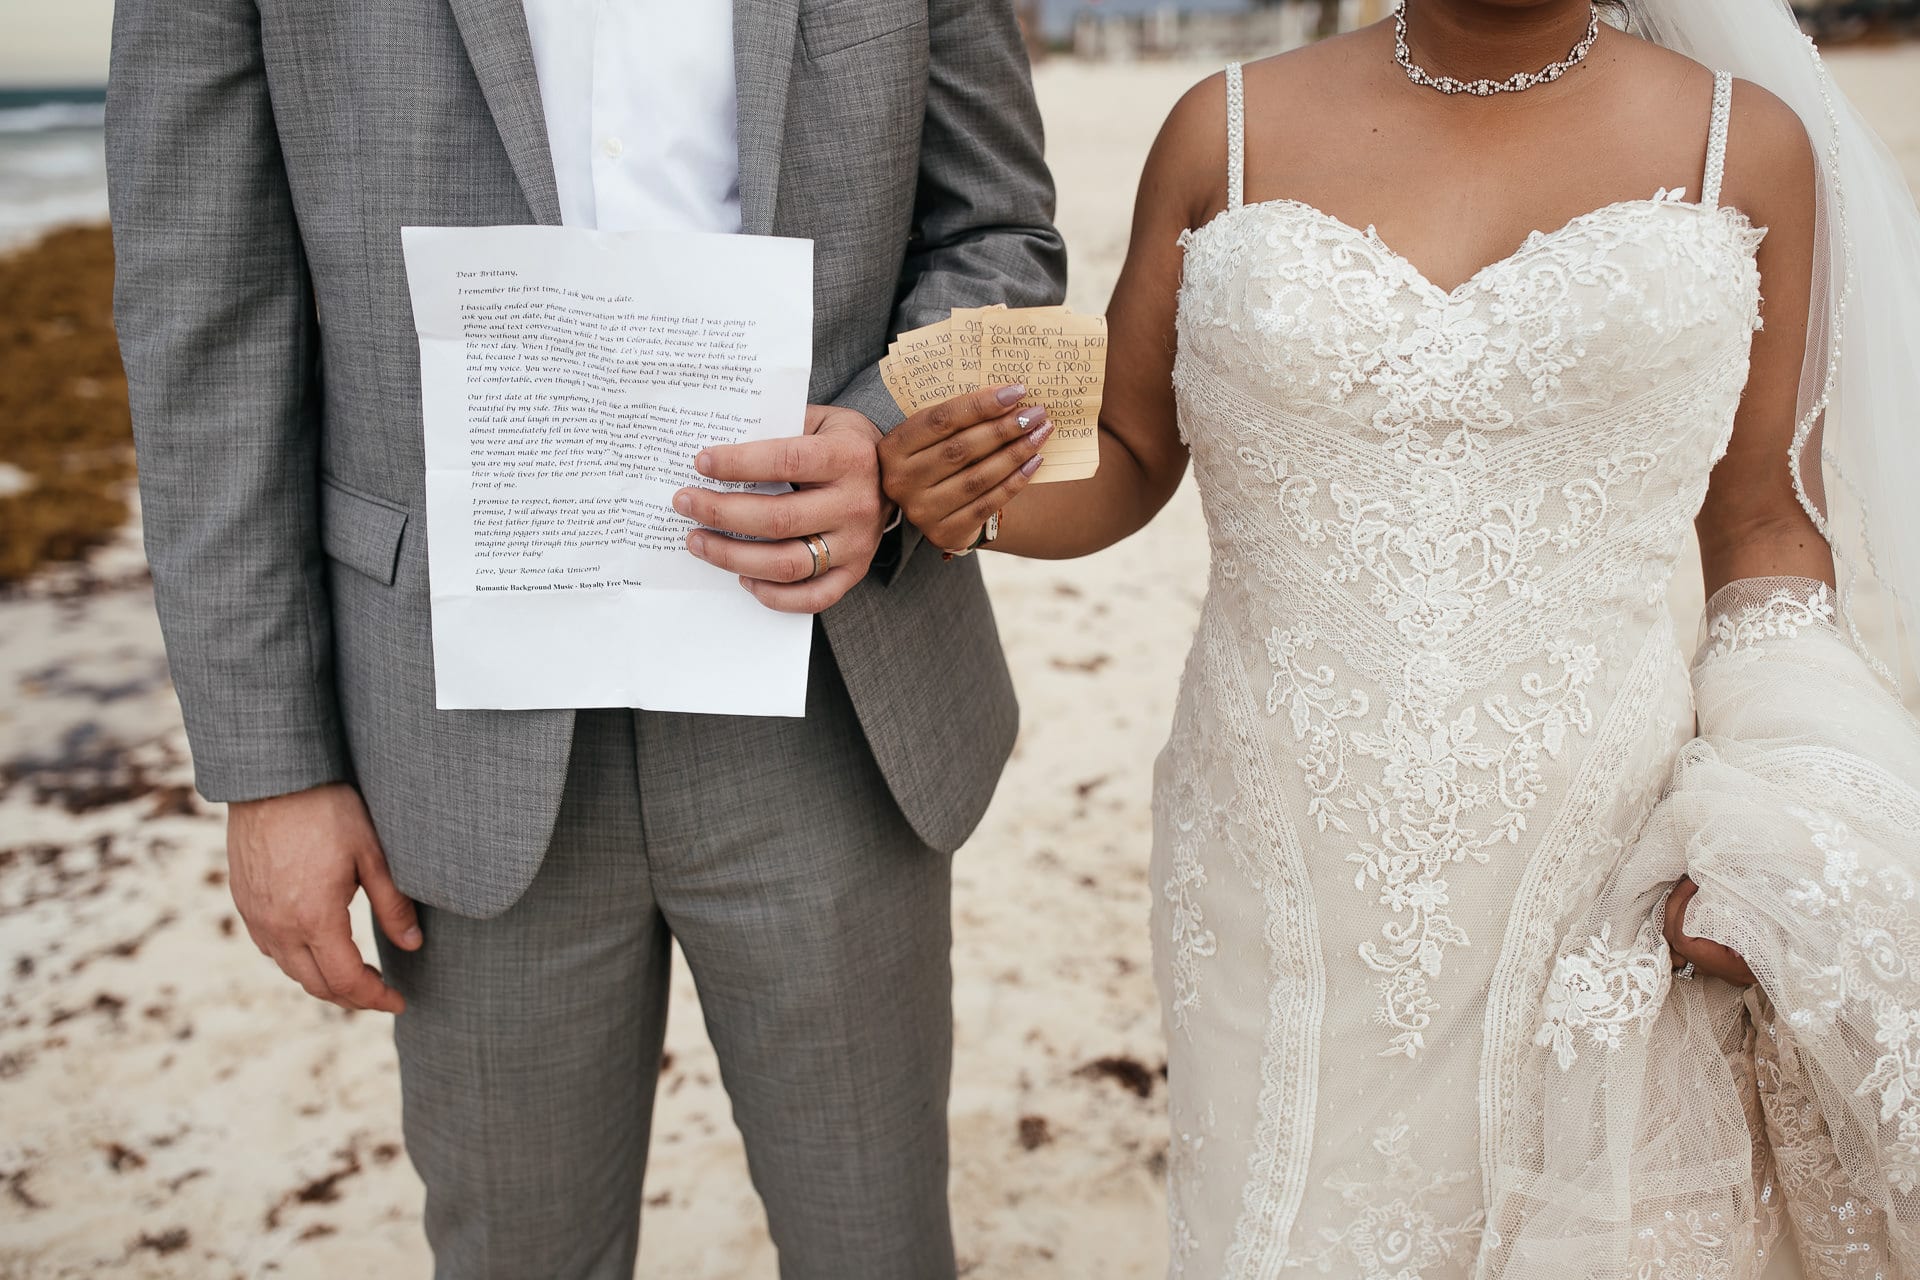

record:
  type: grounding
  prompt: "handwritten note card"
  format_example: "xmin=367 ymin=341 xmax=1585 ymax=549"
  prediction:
xmin=879 ymin=304 xmax=1107 ymax=484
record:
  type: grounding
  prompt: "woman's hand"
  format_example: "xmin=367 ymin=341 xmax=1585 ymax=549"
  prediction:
xmin=878 ymin=383 xmax=1053 ymax=553
xmin=1663 ymin=877 xmax=1758 ymax=986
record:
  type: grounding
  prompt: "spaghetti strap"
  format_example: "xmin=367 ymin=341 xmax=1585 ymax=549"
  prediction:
xmin=1702 ymin=70 xmax=1733 ymax=207
xmin=1225 ymin=62 xmax=1245 ymax=211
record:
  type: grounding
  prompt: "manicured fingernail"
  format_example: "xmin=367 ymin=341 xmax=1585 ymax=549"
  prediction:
xmin=689 ymin=532 xmax=707 ymax=556
xmin=1020 ymin=454 xmax=1045 ymax=477
xmin=996 ymin=383 xmax=1027 ymax=406
xmin=1027 ymin=419 xmax=1053 ymax=447
xmin=695 ymin=452 xmax=713 ymax=476
xmin=402 ymin=927 xmax=422 ymax=948
xmin=673 ymin=491 xmax=692 ymax=514
xmin=1017 ymin=410 xmax=1036 ymax=429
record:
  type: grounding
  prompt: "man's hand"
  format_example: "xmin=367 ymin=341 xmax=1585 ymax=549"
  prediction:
xmin=674 ymin=404 xmax=891 ymax=613
xmin=1664 ymin=876 xmax=1758 ymax=986
xmin=227 ymin=783 xmax=422 ymax=1013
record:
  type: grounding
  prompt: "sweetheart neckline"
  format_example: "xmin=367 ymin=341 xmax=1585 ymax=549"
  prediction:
xmin=1185 ymin=191 xmax=1765 ymax=303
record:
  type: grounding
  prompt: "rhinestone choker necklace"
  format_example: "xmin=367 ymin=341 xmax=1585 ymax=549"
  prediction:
xmin=1394 ymin=1 xmax=1601 ymax=97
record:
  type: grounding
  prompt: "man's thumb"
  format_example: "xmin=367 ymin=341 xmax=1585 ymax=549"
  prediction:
xmin=363 ymin=851 xmax=423 ymax=950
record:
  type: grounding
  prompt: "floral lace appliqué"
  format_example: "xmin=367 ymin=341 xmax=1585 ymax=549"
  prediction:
xmin=1704 ymin=580 xmax=1835 ymax=659
xmin=1288 ymin=1117 xmax=1485 ymax=1279
xmin=1779 ymin=804 xmax=1920 ymax=1194
xmin=1265 ymin=615 xmax=1605 ymax=1059
xmin=1162 ymin=775 xmax=1220 ymax=1036
xmin=1535 ymin=916 xmax=1670 ymax=1070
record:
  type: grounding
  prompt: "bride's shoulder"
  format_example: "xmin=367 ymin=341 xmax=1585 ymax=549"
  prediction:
xmin=1610 ymin=37 xmax=1813 ymax=164
xmin=1243 ymin=26 xmax=1378 ymax=82
xmin=1142 ymin=74 xmax=1230 ymax=227
xmin=1602 ymin=38 xmax=1814 ymax=217
xmin=1238 ymin=30 xmax=1377 ymax=127
xmin=1151 ymin=34 xmax=1370 ymax=172
xmin=1722 ymin=76 xmax=1815 ymax=176
xmin=1721 ymin=76 xmax=1817 ymax=238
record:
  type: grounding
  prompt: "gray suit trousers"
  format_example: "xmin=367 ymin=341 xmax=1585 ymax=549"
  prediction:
xmin=377 ymin=637 xmax=955 ymax=1280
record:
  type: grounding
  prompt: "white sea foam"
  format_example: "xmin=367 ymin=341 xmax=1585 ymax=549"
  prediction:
xmin=0 ymin=101 xmax=107 ymax=135
xmin=0 ymin=119 xmax=107 ymax=250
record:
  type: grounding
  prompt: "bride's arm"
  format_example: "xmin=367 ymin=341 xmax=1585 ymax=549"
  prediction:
xmin=876 ymin=77 xmax=1227 ymax=558
xmin=1692 ymin=82 xmax=1826 ymax=599
xmin=1667 ymin=82 xmax=1825 ymax=987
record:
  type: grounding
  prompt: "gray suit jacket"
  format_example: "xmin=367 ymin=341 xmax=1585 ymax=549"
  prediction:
xmin=107 ymin=0 xmax=1065 ymax=916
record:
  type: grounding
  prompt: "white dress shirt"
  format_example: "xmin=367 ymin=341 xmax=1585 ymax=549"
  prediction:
xmin=520 ymin=1 xmax=742 ymax=234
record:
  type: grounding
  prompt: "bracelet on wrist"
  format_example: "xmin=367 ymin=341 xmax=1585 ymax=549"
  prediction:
xmin=941 ymin=511 xmax=1001 ymax=561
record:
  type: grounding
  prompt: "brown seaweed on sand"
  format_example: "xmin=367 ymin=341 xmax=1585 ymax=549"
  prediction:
xmin=0 ymin=225 xmax=135 ymax=584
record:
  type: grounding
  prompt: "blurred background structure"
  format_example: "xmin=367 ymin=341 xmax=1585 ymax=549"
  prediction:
xmin=1027 ymin=0 xmax=1920 ymax=60
xmin=2 ymin=2 xmax=1918 ymax=1277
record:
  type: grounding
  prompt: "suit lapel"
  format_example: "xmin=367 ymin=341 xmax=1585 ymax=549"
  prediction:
xmin=446 ymin=0 xmax=564 ymax=226
xmin=733 ymin=0 xmax=802 ymax=236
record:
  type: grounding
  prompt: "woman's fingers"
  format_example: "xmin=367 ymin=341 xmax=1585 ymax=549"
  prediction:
xmin=1662 ymin=876 xmax=1699 ymax=942
xmin=1663 ymin=877 xmax=1758 ymax=986
xmin=887 ymin=416 xmax=1052 ymax=550
xmin=928 ymin=445 xmax=1048 ymax=550
xmin=927 ymin=416 xmax=1050 ymax=503
xmin=1677 ymin=934 xmax=1758 ymax=987
xmin=916 ymin=404 xmax=1051 ymax=476
xmin=895 ymin=384 xmax=1029 ymax=455
xmin=880 ymin=402 xmax=1047 ymax=507
xmin=875 ymin=384 xmax=1057 ymax=551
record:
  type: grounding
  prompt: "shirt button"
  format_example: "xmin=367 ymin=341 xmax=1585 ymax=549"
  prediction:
xmin=602 ymin=136 xmax=624 ymax=159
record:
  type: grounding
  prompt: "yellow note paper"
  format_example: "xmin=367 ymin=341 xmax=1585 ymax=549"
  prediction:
xmin=886 ymin=318 xmax=958 ymax=415
xmin=982 ymin=310 xmax=1107 ymax=484
xmin=949 ymin=303 xmax=1008 ymax=394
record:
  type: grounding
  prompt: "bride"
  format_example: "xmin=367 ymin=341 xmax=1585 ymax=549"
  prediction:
xmin=879 ymin=0 xmax=1920 ymax=1275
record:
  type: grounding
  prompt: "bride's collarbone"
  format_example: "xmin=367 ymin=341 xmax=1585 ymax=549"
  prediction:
xmin=1231 ymin=38 xmax=1727 ymax=290
xmin=1237 ymin=127 xmax=1724 ymax=293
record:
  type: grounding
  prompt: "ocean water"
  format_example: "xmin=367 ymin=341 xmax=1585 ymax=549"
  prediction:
xmin=0 ymin=86 xmax=109 ymax=250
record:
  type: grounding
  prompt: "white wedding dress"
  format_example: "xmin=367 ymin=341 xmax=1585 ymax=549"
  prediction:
xmin=1155 ymin=63 xmax=1920 ymax=1278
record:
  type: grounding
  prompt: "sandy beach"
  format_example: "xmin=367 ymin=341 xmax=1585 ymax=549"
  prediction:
xmin=3 ymin=46 xmax=1919 ymax=1280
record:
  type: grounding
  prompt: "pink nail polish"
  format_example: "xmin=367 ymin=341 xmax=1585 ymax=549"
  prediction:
xmin=996 ymin=383 xmax=1027 ymax=406
xmin=1020 ymin=454 xmax=1045 ymax=478
xmin=1028 ymin=419 xmax=1053 ymax=447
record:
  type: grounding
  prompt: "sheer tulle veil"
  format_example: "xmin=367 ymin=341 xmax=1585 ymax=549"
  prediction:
xmin=1625 ymin=0 xmax=1920 ymax=685
xmin=1477 ymin=16 xmax=1920 ymax=1277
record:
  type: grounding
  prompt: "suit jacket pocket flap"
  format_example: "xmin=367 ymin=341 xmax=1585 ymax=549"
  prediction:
xmin=800 ymin=1 xmax=924 ymax=60
xmin=320 ymin=477 xmax=409 ymax=586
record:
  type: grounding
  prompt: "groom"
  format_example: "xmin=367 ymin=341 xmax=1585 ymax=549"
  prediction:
xmin=106 ymin=1 xmax=1063 ymax=1275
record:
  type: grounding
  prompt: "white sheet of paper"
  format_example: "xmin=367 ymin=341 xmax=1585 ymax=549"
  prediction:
xmin=402 ymin=224 xmax=815 ymax=716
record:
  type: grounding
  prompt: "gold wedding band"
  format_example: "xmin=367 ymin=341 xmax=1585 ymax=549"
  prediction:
xmin=802 ymin=533 xmax=832 ymax=580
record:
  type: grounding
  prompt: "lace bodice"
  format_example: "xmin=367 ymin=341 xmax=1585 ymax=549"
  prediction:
xmin=1152 ymin=66 xmax=1773 ymax=1277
